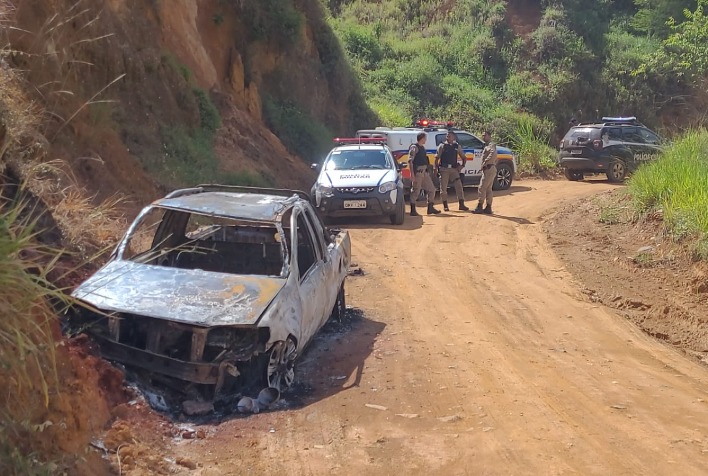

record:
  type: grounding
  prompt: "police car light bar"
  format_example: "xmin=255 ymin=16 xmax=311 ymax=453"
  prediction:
xmin=601 ymin=116 xmax=638 ymax=124
xmin=333 ymin=137 xmax=387 ymax=144
xmin=414 ymin=119 xmax=455 ymax=129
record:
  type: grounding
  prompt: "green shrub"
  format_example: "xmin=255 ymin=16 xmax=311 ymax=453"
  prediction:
xmin=262 ymin=96 xmax=333 ymax=161
xmin=192 ymin=88 xmax=221 ymax=133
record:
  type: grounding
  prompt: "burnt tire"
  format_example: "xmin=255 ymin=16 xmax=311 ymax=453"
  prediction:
xmin=390 ymin=198 xmax=405 ymax=225
xmin=330 ymin=281 xmax=346 ymax=322
xmin=266 ymin=337 xmax=297 ymax=392
xmin=492 ymin=162 xmax=513 ymax=191
xmin=564 ymin=168 xmax=584 ymax=181
xmin=606 ymin=158 xmax=627 ymax=182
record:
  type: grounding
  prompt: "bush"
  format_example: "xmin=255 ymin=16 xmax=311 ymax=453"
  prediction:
xmin=628 ymin=129 xmax=708 ymax=243
xmin=262 ymin=96 xmax=333 ymax=161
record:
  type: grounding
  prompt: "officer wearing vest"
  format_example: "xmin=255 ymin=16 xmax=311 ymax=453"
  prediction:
xmin=472 ymin=129 xmax=497 ymax=214
xmin=408 ymin=132 xmax=440 ymax=216
xmin=435 ymin=131 xmax=469 ymax=211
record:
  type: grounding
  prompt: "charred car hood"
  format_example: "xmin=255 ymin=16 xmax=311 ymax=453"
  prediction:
xmin=321 ymin=169 xmax=395 ymax=188
xmin=71 ymin=260 xmax=286 ymax=327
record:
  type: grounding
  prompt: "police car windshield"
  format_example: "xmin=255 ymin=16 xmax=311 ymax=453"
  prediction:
xmin=325 ymin=149 xmax=389 ymax=170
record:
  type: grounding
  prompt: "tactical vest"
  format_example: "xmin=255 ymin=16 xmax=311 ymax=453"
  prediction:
xmin=439 ymin=142 xmax=459 ymax=167
xmin=412 ymin=144 xmax=428 ymax=167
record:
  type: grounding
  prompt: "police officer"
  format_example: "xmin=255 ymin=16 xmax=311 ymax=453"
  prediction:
xmin=408 ymin=132 xmax=440 ymax=216
xmin=472 ymin=129 xmax=497 ymax=215
xmin=435 ymin=131 xmax=469 ymax=211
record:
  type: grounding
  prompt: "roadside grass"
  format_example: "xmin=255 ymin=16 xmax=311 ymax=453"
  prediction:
xmin=0 ymin=200 xmax=67 ymax=475
xmin=509 ymin=115 xmax=558 ymax=175
xmin=628 ymin=130 xmax=708 ymax=260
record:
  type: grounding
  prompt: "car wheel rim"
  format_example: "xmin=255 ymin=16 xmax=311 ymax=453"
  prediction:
xmin=612 ymin=162 xmax=625 ymax=177
xmin=267 ymin=339 xmax=296 ymax=391
xmin=497 ymin=168 xmax=511 ymax=188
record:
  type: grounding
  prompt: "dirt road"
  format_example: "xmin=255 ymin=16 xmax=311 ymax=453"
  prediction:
xmin=167 ymin=179 xmax=708 ymax=475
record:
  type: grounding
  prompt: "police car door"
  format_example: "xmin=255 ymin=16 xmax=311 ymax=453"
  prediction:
xmin=454 ymin=132 xmax=485 ymax=181
xmin=621 ymin=127 xmax=660 ymax=171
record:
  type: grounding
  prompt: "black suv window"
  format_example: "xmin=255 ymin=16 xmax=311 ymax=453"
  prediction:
xmin=434 ymin=133 xmax=446 ymax=146
xmin=621 ymin=127 xmax=644 ymax=143
xmin=638 ymin=128 xmax=660 ymax=145
xmin=603 ymin=127 xmax=622 ymax=141
xmin=455 ymin=133 xmax=484 ymax=149
xmin=563 ymin=127 xmax=601 ymax=142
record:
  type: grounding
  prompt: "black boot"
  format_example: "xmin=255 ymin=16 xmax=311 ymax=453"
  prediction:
xmin=483 ymin=204 xmax=493 ymax=214
xmin=427 ymin=203 xmax=441 ymax=215
xmin=410 ymin=203 xmax=419 ymax=216
xmin=443 ymin=200 xmax=449 ymax=211
xmin=472 ymin=202 xmax=484 ymax=214
xmin=458 ymin=199 xmax=469 ymax=211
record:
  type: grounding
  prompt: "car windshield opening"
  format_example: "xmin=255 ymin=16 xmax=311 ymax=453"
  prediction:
xmin=122 ymin=207 xmax=287 ymax=277
xmin=325 ymin=150 xmax=389 ymax=170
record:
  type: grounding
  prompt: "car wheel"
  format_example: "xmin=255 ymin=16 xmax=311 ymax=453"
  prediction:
xmin=563 ymin=168 xmax=584 ymax=181
xmin=390 ymin=198 xmax=405 ymax=225
xmin=492 ymin=162 xmax=513 ymax=191
xmin=330 ymin=281 xmax=346 ymax=322
xmin=606 ymin=158 xmax=627 ymax=182
xmin=266 ymin=337 xmax=297 ymax=392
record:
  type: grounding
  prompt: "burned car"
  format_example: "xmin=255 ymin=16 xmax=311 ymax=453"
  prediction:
xmin=69 ymin=186 xmax=351 ymax=408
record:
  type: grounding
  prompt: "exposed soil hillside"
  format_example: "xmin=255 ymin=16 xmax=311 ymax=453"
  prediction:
xmin=7 ymin=0 xmax=374 ymax=213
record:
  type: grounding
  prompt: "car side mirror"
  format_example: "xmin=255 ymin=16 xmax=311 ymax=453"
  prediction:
xmin=311 ymin=163 xmax=320 ymax=170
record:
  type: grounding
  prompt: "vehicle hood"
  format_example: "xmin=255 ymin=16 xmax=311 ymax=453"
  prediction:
xmin=319 ymin=169 xmax=396 ymax=188
xmin=71 ymin=260 xmax=286 ymax=327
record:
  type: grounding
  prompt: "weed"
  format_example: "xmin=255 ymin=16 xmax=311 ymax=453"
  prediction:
xmin=262 ymin=96 xmax=332 ymax=161
xmin=599 ymin=206 xmax=620 ymax=225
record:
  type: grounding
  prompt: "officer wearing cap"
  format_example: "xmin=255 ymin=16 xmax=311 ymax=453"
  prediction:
xmin=472 ymin=129 xmax=497 ymax=215
xmin=408 ymin=132 xmax=440 ymax=216
xmin=435 ymin=131 xmax=469 ymax=211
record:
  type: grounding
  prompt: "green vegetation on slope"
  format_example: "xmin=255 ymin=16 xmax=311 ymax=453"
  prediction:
xmin=628 ymin=129 xmax=708 ymax=258
xmin=324 ymin=0 xmax=707 ymax=144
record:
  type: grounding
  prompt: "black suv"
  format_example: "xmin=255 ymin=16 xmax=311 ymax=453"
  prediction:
xmin=558 ymin=117 xmax=663 ymax=182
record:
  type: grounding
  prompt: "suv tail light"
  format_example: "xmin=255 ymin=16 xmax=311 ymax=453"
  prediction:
xmin=592 ymin=139 xmax=603 ymax=150
xmin=560 ymin=140 xmax=565 ymax=148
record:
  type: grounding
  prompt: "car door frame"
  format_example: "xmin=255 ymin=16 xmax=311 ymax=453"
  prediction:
xmin=291 ymin=206 xmax=328 ymax=347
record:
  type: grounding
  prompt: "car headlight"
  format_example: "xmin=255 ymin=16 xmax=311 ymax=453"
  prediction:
xmin=378 ymin=181 xmax=396 ymax=193
xmin=317 ymin=184 xmax=334 ymax=197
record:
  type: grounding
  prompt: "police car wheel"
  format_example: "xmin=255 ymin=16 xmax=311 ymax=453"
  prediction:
xmin=492 ymin=163 xmax=513 ymax=191
xmin=606 ymin=158 xmax=627 ymax=183
xmin=563 ymin=168 xmax=584 ymax=181
xmin=390 ymin=198 xmax=405 ymax=225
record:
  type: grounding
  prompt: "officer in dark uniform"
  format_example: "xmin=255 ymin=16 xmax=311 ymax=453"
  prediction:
xmin=435 ymin=131 xmax=469 ymax=211
xmin=408 ymin=132 xmax=440 ymax=216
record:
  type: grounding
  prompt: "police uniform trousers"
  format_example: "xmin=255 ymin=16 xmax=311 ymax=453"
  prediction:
xmin=478 ymin=164 xmax=497 ymax=206
xmin=438 ymin=166 xmax=464 ymax=202
xmin=411 ymin=166 xmax=436 ymax=203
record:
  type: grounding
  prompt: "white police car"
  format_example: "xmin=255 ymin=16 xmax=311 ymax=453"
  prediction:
xmin=311 ymin=138 xmax=406 ymax=225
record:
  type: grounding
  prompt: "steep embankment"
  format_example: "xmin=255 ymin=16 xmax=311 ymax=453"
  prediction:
xmin=8 ymin=0 xmax=374 ymax=209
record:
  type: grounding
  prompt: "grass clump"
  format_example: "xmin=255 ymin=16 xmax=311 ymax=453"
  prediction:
xmin=628 ymin=130 xmax=708 ymax=255
xmin=0 ymin=200 xmax=67 ymax=475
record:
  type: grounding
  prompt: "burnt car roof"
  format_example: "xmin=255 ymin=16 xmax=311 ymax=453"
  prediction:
xmin=154 ymin=191 xmax=300 ymax=222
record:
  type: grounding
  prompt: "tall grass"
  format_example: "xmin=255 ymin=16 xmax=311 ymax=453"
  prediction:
xmin=0 ymin=199 xmax=68 ymax=474
xmin=628 ymin=130 xmax=708 ymax=257
xmin=508 ymin=115 xmax=558 ymax=174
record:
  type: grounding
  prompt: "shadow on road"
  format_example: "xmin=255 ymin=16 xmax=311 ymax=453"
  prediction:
xmin=290 ymin=307 xmax=385 ymax=406
xmin=475 ymin=213 xmax=534 ymax=225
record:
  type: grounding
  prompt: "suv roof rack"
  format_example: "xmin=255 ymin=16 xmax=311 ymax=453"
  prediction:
xmin=601 ymin=116 xmax=644 ymax=126
xmin=164 ymin=185 xmax=310 ymax=201
xmin=333 ymin=137 xmax=387 ymax=144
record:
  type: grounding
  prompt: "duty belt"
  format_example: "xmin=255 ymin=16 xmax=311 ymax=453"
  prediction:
xmin=440 ymin=164 xmax=457 ymax=168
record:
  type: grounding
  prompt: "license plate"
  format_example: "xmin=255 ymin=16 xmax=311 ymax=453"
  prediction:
xmin=344 ymin=200 xmax=367 ymax=209
xmin=571 ymin=149 xmax=582 ymax=155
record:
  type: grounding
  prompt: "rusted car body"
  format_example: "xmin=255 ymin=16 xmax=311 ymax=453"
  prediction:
xmin=70 ymin=186 xmax=351 ymax=403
